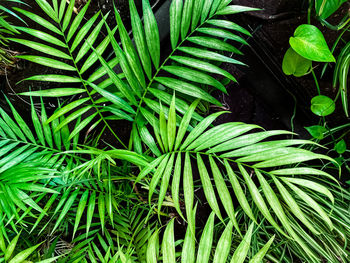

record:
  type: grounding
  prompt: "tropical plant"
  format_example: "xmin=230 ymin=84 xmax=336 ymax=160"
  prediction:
xmin=0 ymin=0 xmax=349 ymax=262
xmin=282 ymin=0 xmax=349 ymax=181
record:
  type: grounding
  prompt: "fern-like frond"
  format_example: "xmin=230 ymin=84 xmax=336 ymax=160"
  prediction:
xmin=135 ymin=96 xmax=338 ymax=261
xmin=12 ymin=0 xmax=259 ymax=149
xmin=102 ymin=0 xmax=259 ymax=150
xmin=10 ymin=0 xmax=129 ymax=147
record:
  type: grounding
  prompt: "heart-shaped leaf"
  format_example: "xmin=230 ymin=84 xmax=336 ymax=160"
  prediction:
xmin=290 ymin=24 xmax=335 ymax=62
xmin=334 ymin=139 xmax=346 ymax=154
xmin=311 ymin=95 xmax=335 ymax=116
xmin=282 ymin=47 xmax=312 ymax=77
xmin=305 ymin=125 xmax=327 ymax=139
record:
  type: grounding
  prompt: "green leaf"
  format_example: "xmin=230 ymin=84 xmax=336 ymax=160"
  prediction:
xmin=178 ymin=46 xmax=245 ymax=65
xmin=305 ymin=125 xmax=327 ymax=140
xmin=67 ymin=0 xmax=90 ymax=41
xmin=115 ymin=5 xmax=146 ymax=88
xmin=51 ymin=189 xmax=79 ymax=234
xmin=86 ymin=191 xmax=96 ymax=237
xmin=281 ymin=177 xmax=334 ymax=204
xmin=167 ymin=95 xmax=176 ymax=151
xmin=315 ymin=0 xmax=347 ymax=19
xmin=34 ymin=0 xmax=57 ymax=21
xmin=181 ymin=0 xmax=194 ymax=39
xmin=289 ymin=24 xmax=335 ymax=62
xmin=129 ymin=0 xmax=152 ymax=79
xmin=206 ymin=19 xmax=251 ymax=36
xmin=71 ymin=11 xmax=100 ymax=52
xmin=147 ymin=230 xmax=159 ymax=263
xmin=8 ymin=243 xmax=41 ymax=263
xmin=170 ymin=0 xmax=183 ymax=49
xmin=13 ymin=7 xmax=62 ymax=35
xmin=273 ymin=176 xmax=320 ymax=235
xmin=191 ymin=0 xmax=204 ymax=31
xmin=171 ymin=153 xmax=184 ymax=220
xmin=5 ymin=232 xmax=20 ymax=260
xmin=197 ymin=27 xmax=248 ymax=45
xmin=181 ymin=111 xmax=228 ymax=150
xmin=209 ymin=156 xmax=240 ymax=235
xmin=217 ymin=5 xmax=260 ymax=15
xmin=239 ymin=164 xmax=286 ymax=236
xmin=143 ymin=0 xmax=160 ymax=68
xmin=62 ymin=0 xmax=75 ymax=31
xmin=184 ymin=152 xmax=194 ymax=234
xmin=20 ymin=88 xmax=85 ymax=97
xmin=5 ymin=96 xmax=36 ymax=143
xmin=15 ymin=27 xmax=66 ymax=47
xmin=197 ymin=154 xmax=223 ymax=221
xmin=73 ymin=190 xmax=89 ymax=238
xmin=212 ymin=221 xmax=233 ymax=263
xmin=201 ymin=0 xmax=213 ymax=23
xmin=231 ymin=223 xmax=253 ymax=263
xmin=188 ymin=36 xmax=243 ymax=55
xmin=88 ymin=82 xmax=135 ymax=114
xmin=311 ymin=95 xmax=335 ymax=116
xmin=98 ymin=193 xmax=105 ymax=233
xmin=249 ymin=235 xmax=275 ymax=263
xmin=181 ymin=205 xmax=196 ymax=263
xmin=24 ymin=75 xmax=80 ymax=83
xmin=196 ymin=212 xmax=215 ymax=263
xmin=8 ymin=39 xmax=71 ymax=59
xmin=162 ymin=219 xmax=176 ymax=263
xmin=80 ymin=26 xmax=116 ymax=74
xmin=225 ymin=160 xmax=255 ymax=223
xmin=171 ymin=56 xmax=237 ymax=82
xmin=90 ymin=41 xmax=137 ymax=105
xmin=282 ymin=47 xmax=312 ymax=77
xmin=16 ymin=55 xmax=75 ymax=71
xmin=284 ymin=181 xmax=333 ymax=230
xmin=157 ymin=153 xmax=175 ymax=214
xmin=148 ymin=154 xmax=170 ymax=203
xmin=335 ymin=139 xmax=346 ymax=154
xmin=174 ymin=99 xmax=200 ymax=150
xmin=155 ymin=77 xmax=221 ymax=105
xmin=75 ymin=15 xmax=107 ymax=63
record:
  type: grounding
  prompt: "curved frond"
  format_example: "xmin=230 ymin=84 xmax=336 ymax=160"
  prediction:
xmin=135 ymin=97 xmax=338 ymax=261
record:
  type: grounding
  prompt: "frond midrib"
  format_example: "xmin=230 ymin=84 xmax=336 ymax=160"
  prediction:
xmin=133 ymin=9 xmax=227 ymax=120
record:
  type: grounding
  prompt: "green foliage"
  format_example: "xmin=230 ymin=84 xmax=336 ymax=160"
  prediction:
xmin=305 ymin=125 xmax=327 ymax=139
xmin=333 ymin=41 xmax=350 ymax=117
xmin=282 ymin=47 xmax=312 ymax=77
xmin=0 ymin=0 xmax=349 ymax=262
xmin=315 ymin=0 xmax=348 ymax=19
xmin=289 ymin=24 xmax=335 ymax=62
xmin=310 ymin=95 xmax=336 ymax=116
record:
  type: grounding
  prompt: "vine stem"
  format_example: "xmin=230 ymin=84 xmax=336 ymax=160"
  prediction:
xmin=311 ymin=68 xmax=321 ymax=95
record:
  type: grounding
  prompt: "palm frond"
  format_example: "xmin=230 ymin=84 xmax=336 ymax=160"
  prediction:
xmin=12 ymin=0 xmax=258 ymax=150
xmin=135 ymin=96 xmax=339 ymax=261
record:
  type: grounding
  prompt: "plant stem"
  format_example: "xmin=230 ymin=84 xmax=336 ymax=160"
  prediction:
xmin=311 ymin=68 xmax=321 ymax=95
